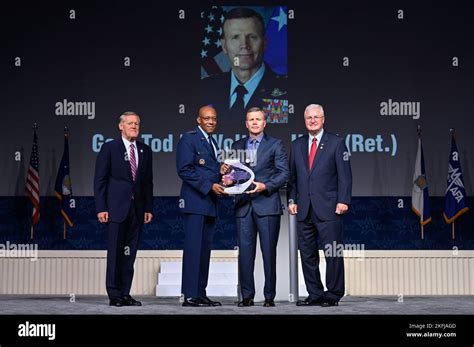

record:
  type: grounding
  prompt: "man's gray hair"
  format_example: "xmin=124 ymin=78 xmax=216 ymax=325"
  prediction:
xmin=304 ymin=104 xmax=324 ymax=116
xmin=119 ymin=111 xmax=140 ymax=123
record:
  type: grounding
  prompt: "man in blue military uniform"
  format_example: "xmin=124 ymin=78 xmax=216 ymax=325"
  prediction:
xmin=200 ymin=7 xmax=288 ymax=126
xmin=176 ymin=105 xmax=228 ymax=307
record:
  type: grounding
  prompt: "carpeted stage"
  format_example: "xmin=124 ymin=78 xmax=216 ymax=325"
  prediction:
xmin=1 ymin=295 xmax=473 ymax=315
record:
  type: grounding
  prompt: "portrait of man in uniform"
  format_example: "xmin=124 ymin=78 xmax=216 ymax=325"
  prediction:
xmin=199 ymin=6 xmax=289 ymax=128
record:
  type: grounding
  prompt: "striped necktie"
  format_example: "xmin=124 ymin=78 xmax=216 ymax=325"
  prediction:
xmin=130 ymin=143 xmax=137 ymax=181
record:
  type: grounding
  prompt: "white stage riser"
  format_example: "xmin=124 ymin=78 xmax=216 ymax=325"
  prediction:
xmin=0 ymin=250 xmax=473 ymax=296
xmin=159 ymin=273 xmax=238 ymax=285
xmin=160 ymin=261 xmax=238 ymax=273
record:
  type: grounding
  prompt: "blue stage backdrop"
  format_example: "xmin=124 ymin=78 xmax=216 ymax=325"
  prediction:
xmin=1 ymin=197 xmax=473 ymax=250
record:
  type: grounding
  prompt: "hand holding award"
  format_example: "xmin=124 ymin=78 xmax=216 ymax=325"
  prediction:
xmin=221 ymin=159 xmax=255 ymax=195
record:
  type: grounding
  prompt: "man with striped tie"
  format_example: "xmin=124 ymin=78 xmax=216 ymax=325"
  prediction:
xmin=94 ymin=111 xmax=154 ymax=307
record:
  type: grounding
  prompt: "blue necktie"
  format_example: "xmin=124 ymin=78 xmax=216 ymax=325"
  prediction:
xmin=231 ymin=85 xmax=248 ymax=111
xmin=208 ymin=135 xmax=216 ymax=160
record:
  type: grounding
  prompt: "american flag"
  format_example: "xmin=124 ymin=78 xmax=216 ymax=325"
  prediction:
xmin=200 ymin=6 xmax=230 ymax=78
xmin=26 ymin=129 xmax=40 ymax=225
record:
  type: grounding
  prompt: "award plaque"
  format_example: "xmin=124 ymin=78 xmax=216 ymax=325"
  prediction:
xmin=221 ymin=159 xmax=255 ymax=195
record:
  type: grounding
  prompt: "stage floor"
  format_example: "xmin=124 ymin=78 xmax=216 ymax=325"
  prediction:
xmin=1 ymin=295 xmax=473 ymax=315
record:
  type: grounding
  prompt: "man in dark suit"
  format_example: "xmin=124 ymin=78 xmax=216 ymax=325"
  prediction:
xmin=200 ymin=7 xmax=288 ymax=125
xmin=94 ymin=111 xmax=153 ymax=307
xmin=287 ymin=104 xmax=352 ymax=307
xmin=176 ymin=105 xmax=228 ymax=307
xmin=231 ymin=107 xmax=288 ymax=307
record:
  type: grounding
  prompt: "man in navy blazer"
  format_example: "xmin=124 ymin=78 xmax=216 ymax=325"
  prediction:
xmin=176 ymin=105 xmax=228 ymax=307
xmin=230 ymin=107 xmax=288 ymax=307
xmin=94 ymin=111 xmax=153 ymax=307
xmin=287 ymin=104 xmax=352 ymax=307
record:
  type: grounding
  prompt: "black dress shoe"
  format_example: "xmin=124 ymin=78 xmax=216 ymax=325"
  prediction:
xmin=321 ymin=301 xmax=339 ymax=307
xmin=182 ymin=297 xmax=212 ymax=307
xmin=296 ymin=297 xmax=324 ymax=306
xmin=263 ymin=299 xmax=275 ymax=307
xmin=109 ymin=298 xmax=123 ymax=307
xmin=237 ymin=298 xmax=254 ymax=307
xmin=122 ymin=295 xmax=142 ymax=306
xmin=202 ymin=297 xmax=222 ymax=306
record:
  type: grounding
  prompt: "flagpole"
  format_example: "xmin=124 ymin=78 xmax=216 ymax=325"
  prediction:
xmin=30 ymin=122 xmax=38 ymax=241
xmin=444 ymin=127 xmax=469 ymax=240
xmin=33 ymin=121 xmax=37 ymax=240
xmin=418 ymin=125 xmax=424 ymax=241
xmin=64 ymin=126 xmax=68 ymax=241
xmin=450 ymin=128 xmax=455 ymax=241
xmin=56 ymin=126 xmax=73 ymax=238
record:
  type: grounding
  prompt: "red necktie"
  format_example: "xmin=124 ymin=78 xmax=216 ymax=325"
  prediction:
xmin=309 ymin=137 xmax=317 ymax=170
xmin=129 ymin=143 xmax=137 ymax=181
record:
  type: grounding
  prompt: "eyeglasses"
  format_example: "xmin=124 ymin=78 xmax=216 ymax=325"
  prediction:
xmin=305 ymin=115 xmax=324 ymax=121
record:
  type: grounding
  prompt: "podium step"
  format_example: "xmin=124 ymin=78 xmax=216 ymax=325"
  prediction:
xmin=160 ymin=261 xmax=238 ymax=273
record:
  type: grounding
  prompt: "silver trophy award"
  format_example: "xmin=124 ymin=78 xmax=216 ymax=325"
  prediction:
xmin=222 ymin=159 xmax=255 ymax=195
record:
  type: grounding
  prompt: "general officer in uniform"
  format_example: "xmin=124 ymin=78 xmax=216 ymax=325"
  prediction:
xmin=176 ymin=105 xmax=228 ymax=307
xmin=200 ymin=7 xmax=289 ymax=127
